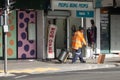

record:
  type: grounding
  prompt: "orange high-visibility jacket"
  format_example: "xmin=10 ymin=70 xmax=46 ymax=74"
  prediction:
xmin=72 ymin=31 xmax=86 ymax=50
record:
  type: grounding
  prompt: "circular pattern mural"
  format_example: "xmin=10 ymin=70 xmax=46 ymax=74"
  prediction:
xmin=18 ymin=11 xmax=36 ymax=59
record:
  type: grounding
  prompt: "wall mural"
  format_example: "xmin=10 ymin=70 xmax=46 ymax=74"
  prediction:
xmin=0 ymin=10 xmax=17 ymax=59
xmin=18 ymin=10 xmax=36 ymax=59
xmin=7 ymin=11 xmax=17 ymax=58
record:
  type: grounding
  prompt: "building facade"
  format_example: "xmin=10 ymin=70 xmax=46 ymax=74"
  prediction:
xmin=0 ymin=0 xmax=120 ymax=60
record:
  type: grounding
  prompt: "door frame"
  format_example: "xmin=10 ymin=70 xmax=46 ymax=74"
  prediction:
xmin=45 ymin=16 xmax=70 ymax=58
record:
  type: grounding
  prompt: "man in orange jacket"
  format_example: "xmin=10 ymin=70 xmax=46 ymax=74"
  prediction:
xmin=72 ymin=26 xmax=87 ymax=63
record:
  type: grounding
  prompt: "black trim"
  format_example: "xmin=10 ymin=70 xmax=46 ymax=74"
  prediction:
xmin=16 ymin=10 xmax=18 ymax=59
xmin=109 ymin=7 xmax=120 ymax=14
xmin=35 ymin=11 xmax=37 ymax=59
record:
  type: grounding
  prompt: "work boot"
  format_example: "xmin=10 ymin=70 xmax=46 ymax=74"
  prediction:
xmin=81 ymin=61 xmax=86 ymax=63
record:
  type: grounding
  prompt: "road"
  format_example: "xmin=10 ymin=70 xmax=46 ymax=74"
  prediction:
xmin=1 ymin=67 xmax=120 ymax=80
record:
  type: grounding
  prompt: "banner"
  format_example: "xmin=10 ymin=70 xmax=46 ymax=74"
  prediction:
xmin=47 ymin=24 xmax=57 ymax=58
xmin=52 ymin=1 xmax=93 ymax=10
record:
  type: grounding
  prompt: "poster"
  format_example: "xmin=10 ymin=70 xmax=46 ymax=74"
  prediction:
xmin=47 ymin=24 xmax=57 ymax=58
xmin=100 ymin=9 xmax=110 ymax=53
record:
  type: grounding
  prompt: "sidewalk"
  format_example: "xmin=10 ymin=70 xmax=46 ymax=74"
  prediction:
xmin=0 ymin=57 xmax=120 ymax=76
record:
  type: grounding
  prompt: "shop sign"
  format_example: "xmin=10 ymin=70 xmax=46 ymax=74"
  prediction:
xmin=51 ymin=1 xmax=93 ymax=10
xmin=95 ymin=0 xmax=113 ymax=8
xmin=47 ymin=25 xmax=57 ymax=58
xmin=3 ymin=25 xmax=9 ymax=32
xmin=76 ymin=10 xmax=94 ymax=18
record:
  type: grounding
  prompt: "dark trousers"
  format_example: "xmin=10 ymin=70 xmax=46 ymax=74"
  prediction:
xmin=72 ymin=48 xmax=84 ymax=63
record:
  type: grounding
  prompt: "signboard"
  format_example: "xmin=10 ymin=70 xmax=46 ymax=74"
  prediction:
xmin=76 ymin=10 xmax=94 ymax=18
xmin=16 ymin=0 xmax=49 ymax=10
xmin=52 ymin=1 xmax=93 ymax=10
xmin=95 ymin=0 xmax=113 ymax=8
xmin=100 ymin=9 xmax=110 ymax=53
xmin=47 ymin=25 xmax=57 ymax=58
xmin=3 ymin=25 xmax=9 ymax=32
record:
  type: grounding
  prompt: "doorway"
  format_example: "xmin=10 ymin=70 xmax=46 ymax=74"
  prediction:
xmin=46 ymin=17 xmax=67 ymax=58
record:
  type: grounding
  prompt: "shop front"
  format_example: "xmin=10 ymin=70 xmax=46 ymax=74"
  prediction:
xmin=100 ymin=7 xmax=120 ymax=54
xmin=41 ymin=0 xmax=95 ymax=60
xmin=96 ymin=0 xmax=120 ymax=58
xmin=45 ymin=13 xmax=69 ymax=58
